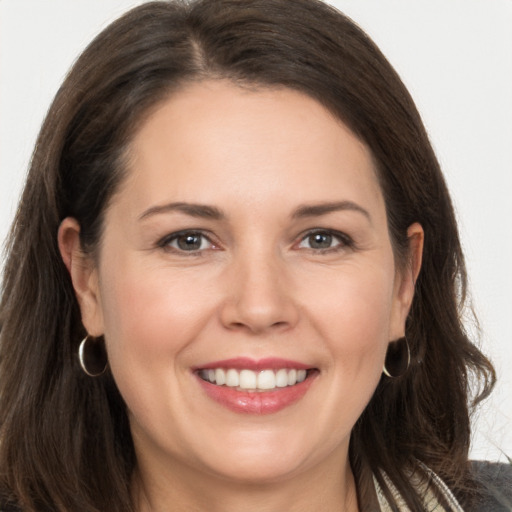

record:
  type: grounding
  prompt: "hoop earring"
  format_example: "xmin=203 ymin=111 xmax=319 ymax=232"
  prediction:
xmin=383 ymin=336 xmax=410 ymax=378
xmin=78 ymin=335 xmax=108 ymax=377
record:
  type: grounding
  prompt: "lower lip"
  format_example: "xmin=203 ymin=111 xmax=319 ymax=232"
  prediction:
xmin=196 ymin=373 xmax=317 ymax=415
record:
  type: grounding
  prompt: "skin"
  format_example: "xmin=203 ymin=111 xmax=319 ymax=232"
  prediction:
xmin=59 ymin=81 xmax=423 ymax=512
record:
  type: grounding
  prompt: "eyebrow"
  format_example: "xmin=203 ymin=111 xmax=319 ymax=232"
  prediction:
xmin=138 ymin=200 xmax=371 ymax=223
xmin=138 ymin=202 xmax=225 ymax=221
xmin=291 ymin=201 xmax=371 ymax=222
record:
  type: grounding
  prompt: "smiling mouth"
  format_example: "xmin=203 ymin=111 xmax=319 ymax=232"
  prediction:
xmin=197 ymin=368 xmax=316 ymax=392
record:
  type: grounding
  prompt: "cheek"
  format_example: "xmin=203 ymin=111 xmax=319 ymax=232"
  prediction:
xmin=311 ymin=261 xmax=394 ymax=338
xmin=278 ymin=264 xmax=394 ymax=461
xmin=96 ymin=261 xmax=215 ymax=430
xmin=305 ymin=261 xmax=393 ymax=383
xmin=97 ymin=259 xmax=215 ymax=374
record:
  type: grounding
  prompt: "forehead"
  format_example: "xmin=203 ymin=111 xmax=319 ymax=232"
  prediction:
xmin=118 ymin=80 xmax=384 ymax=219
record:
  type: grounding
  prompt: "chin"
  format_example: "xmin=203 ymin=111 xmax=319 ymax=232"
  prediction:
xmin=191 ymin=428 xmax=339 ymax=486
xmin=203 ymin=454 xmax=308 ymax=485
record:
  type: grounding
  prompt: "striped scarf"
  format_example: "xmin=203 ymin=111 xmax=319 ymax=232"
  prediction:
xmin=374 ymin=462 xmax=465 ymax=511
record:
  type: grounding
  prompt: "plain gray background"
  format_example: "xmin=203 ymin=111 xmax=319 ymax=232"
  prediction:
xmin=1 ymin=0 xmax=511 ymax=460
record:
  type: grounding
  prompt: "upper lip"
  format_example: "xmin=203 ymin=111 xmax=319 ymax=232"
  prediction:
xmin=192 ymin=357 xmax=313 ymax=372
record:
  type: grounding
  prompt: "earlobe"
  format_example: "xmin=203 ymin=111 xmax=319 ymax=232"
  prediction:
xmin=57 ymin=218 xmax=104 ymax=336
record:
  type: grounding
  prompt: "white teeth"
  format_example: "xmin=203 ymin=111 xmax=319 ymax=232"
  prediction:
xmin=257 ymin=369 xmax=276 ymax=390
xmin=275 ymin=368 xmax=289 ymax=388
xmin=215 ymin=368 xmax=226 ymax=385
xmin=200 ymin=367 xmax=310 ymax=390
xmin=226 ymin=369 xmax=239 ymax=387
xmin=239 ymin=369 xmax=257 ymax=389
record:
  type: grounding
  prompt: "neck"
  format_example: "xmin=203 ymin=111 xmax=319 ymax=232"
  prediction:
xmin=133 ymin=453 xmax=359 ymax=512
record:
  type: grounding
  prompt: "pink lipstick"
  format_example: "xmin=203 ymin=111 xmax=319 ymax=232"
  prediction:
xmin=193 ymin=358 xmax=318 ymax=414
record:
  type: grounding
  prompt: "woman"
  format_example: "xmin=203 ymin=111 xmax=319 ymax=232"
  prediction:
xmin=0 ymin=0 xmax=509 ymax=510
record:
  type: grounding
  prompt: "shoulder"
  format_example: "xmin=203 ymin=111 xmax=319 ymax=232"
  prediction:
xmin=469 ymin=460 xmax=512 ymax=511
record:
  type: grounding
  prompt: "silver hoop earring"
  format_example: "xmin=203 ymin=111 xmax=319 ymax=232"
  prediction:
xmin=383 ymin=336 xmax=410 ymax=378
xmin=78 ymin=335 xmax=108 ymax=377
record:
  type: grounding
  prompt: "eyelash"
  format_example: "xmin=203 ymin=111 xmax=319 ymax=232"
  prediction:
xmin=296 ymin=229 xmax=355 ymax=253
xmin=157 ymin=228 xmax=354 ymax=255
xmin=157 ymin=230 xmax=217 ymax=255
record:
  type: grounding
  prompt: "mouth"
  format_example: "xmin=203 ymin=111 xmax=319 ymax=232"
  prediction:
xmin=193 ymin=358 xmax=319 ymax=414
xmin=197 ymin=367 xmax=313 ymax=392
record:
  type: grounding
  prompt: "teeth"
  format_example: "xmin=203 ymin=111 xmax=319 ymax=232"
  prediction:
xmin=215 ymin=368 xmax=226 ymax=385
xmin=275 ymin=368 xmax=289 ymax=388
xmin=239 ymin=369 xmax=257 ymax=389
xmin=225 ymin=369 xmax=239 ymax=387
xmin=199 ymin=368 xmax=310 ymax=390
xmin=257 ymin=369 xmax=275 ymax=390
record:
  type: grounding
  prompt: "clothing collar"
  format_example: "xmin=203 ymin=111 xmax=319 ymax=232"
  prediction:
xmin=373 ymin=461 xmax=465 ymax=511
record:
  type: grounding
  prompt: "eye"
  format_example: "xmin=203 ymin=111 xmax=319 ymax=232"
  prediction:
xmin=297 ymin=230 xmax=352 ymax=251
xmin=160 ymin=231 xmax=214 ymax=253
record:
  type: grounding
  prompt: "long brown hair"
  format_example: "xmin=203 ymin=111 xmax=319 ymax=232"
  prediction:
xmin=0 ymin=1 xmax=495 ymax=510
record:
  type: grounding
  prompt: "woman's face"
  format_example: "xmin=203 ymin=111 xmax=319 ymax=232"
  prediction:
xmin=68 ymin=81 xmax=420 ymax=486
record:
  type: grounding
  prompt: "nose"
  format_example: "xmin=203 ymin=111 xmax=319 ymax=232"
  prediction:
xmin=220 ymin=250 xmax=299 ymax=335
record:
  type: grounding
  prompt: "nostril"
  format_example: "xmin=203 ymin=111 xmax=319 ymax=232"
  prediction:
xmin=225 ymin=320 xmax=290 ymax=333
xmin=219 ymin=280 xmax=299 ymax=333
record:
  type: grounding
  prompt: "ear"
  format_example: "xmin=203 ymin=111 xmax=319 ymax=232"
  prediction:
xmin=389 ymin=222 xmax=424 ymax=340
xmin=58 ymin=217 xmax=104 ymax=336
